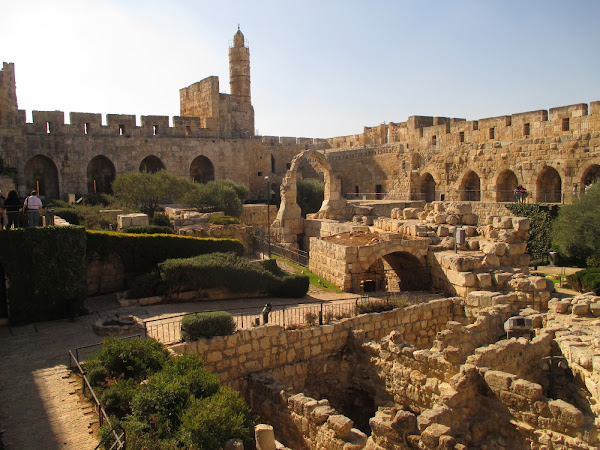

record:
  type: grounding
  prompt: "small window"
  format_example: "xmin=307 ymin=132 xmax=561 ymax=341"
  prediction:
xmin=257 ymin=171 xmax=262 ymax=176
xmin=355 ymin=186 xmax=359 ymax=193
xmin=473 ymin=121 xmax=478 ymax=131
xmin=489 ymin=127 xmax=495 ymax=140
xmin=185 ymin=126 xmax=191 ymax=136
xmin=119 ymin=124 xmax=125 ymax=136
xmin=286 ymin=163 xmax=291 ymax=170
xmin=402 ymin=160 xmax=406 ymax=169
xmin=153 ymin=125 xmax=158 ymax=136
xmin=524 ymin=123 xmax=530 ymax=136
xmin=505 ymin=117 xmax=512 ymax=126
xmin=459 ymin=131 xmax=465 ymax=143
xmin=419 ymin=128 xmax=424 ymax=138
xmin=432 ymin=135 xmax=437 ymax=145
xmin=46 ymin=122 xmax=52 ymax=134
xmin=84 ymin=123 xmax=90 ymax=135
xmin=562 ymin=118 xmax=570 ymax=132
xmin=406 ymin=143 xmax=409 ymax=149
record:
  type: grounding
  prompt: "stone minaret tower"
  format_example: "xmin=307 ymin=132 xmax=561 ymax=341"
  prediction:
xmin=0 ymin=63 xmax=19 ymax=127
xmin=229 ymin=28 xmax=251 ymax=106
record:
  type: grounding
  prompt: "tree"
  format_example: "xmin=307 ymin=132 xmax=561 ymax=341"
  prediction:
xmin=505 ymin=202 xmax=557 ymax=264
xmin=552 ymin=183 xmax=600 ymax=266
xmin=296 ymin=178 xmax=324 ymax=217
xmin=112 ymin=171 xmax=193 ymax=217
xmin=181 ymin=179 xmax=249 ymax=217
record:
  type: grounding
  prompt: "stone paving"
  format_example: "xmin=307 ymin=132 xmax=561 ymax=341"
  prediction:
xmin=0 ymin=290 xmax=351 ymax=449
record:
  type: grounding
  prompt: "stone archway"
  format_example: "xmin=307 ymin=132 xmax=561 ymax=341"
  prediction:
xmin=459 ymin=171 xmax=481 ymax=202
xmin=273 ymin=150 xmax=349 ymax=245
xmin=496 ymin=169 xmax=519 ymax=202
xmin=581 ymin=164 xmax=600 ymax=189
xmin=87 ymin=155 xmax=116 ymax=194
xmin=24 ymin=154 xmax=60 ymax=199
xmin=139 ymin=155 xmax=165 ymax=173
xmin=420 ymin=173 xmax=436 ymax=203
xmin=190 ymin=155 xmax=214 ymax=183
xmin=536 ymin=166 xmax=562 ymax=203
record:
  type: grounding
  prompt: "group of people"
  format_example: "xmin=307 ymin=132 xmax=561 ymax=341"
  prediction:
xmin=513 ymin=185 xmax=528 ymax=202
xmin=0 ymin=189 xmax=44 ymax=230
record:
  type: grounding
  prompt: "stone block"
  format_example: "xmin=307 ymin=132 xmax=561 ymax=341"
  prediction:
xmin=255 ymin=424 xmax=276 ymax=450
xmin=511 ymin=379 xmax=543 ymax=399
xmin=590 ymin=302 xmax=600 ymax=317
xmin=572 ymin=303 xmax=589 ymax=316
xmin=117 ymin=213 xmax=149 ymax=229
xmin=421 ymin=424 xmax=452 ymax=448
xmin=484 ymin=370 xmax=515 ymax=391
xmin=512 ymin=217 xmax=530 ymax=231
xmin=477 ymin=273 xmax=492 ymax=288
xmin=493 ymin=216 xmax=513 ymax=229
xmin=462 ymin=213 xmax=478 ymax=226
xmin=327 ymin=414 xmax=354 ymax=437
xmin=548 ymin=399 xmax=584 ymax=428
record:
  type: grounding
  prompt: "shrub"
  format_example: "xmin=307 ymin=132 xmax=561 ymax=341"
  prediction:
xmin=355 ymin=301 xmax=394 ymax=315
xmin=297 ymin=178 xmax=325 ymax=217
xmin=127 ymin=272 xmax=167 ymax=299
xmin=53 ymin=207 xmax=84 ymax=225
xmin=305 ymin=312 xmax=317 ymax=325
xmin=181 ymin=179 xmax=249 ymax=217
xmin=82 ymin=193 xmax=112 ymax=206
xmin=100 ymin=379 xmax=136 ymax=417
xmin=208 ymin=215 xmax=241 ymax=225
xmin=567 ymin=268 xmax=600 ymax=293
xmin=123 ymin=225 xmax=174 ymax=235
xmin=269 ymin=274 xmax=310 ymax=298
xmin=181 ymin=311 xmax=236 ymax=341
xmin=505 ymin=203 xmax=557 ymax=261
xmin=83 ymin=337 xmax=169 ymax=381
xmin=151 ymin=212 xmax=172 ymax=227
xmin=180 ymin=386 xmax=255 ymax=449
xmin=161 ymin=355 xmax=220 ymax=399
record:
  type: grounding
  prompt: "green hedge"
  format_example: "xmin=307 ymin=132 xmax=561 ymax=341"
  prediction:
xmin=0 ymin=226 xmax=87 ymax=324
xmin=86 ymin=230 xmax=244 ymax=280
xmin=181 ymin=311 xmax=236 ymax=341
xmin=122 ymin=225 xmax=174 ymax=235
xmin=208 ymin=215 xmax=241 ymax=225
xmin=159 ymin=253 xmax=310 ymax=298
xmin=567 ymin=268 xmax=600 ymax=293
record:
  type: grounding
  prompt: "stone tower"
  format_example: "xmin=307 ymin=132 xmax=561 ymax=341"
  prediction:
xmin=0 ymin=62 xmax=19 ymax=127
xmin=229 ymin=28 xmax=251 ymax=105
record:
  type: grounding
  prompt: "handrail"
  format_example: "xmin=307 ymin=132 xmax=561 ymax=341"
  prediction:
xmin=94 ymin=423 xmax=126 ymax=450
xmin=68 ymin=350 xmax=125 ymax=449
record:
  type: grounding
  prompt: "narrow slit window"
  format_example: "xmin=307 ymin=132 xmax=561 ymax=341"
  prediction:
xmin=286 ymin=163 xmax=291 ymax=169
xmin=185 ymin=126 xmax=191 ymax=136
xmin=524 ymin=123 xmax=530 ymax=136
xmin=84 ymin=123 xmax=90 ymax=135
xmin=153 ymin=125 xmax=158 ymax=136
xmin=46 ymin=122 xmax=52 ymax=134
xmin=432 ymin=135 xmax=437 ymax=145
xmin=459 ymin=131 xmax=465 ymax=143
xmin=473 ymin=122 xmax=478 ymax=131
xmin=562 ymin=118 xmax=570 ymax=132
xmin=119 ymin=124 xmax=125 ymax=136
xmin=257 ymin=171 xmax=262 ymax=177
xmin=489 ymin=127 xmax=495 ymax=140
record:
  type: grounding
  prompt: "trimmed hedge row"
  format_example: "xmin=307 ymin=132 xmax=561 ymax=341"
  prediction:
xmin=567 ymin=268 xmax=600 ymax=293
xmin=159 ymin=253 xmax=309 ymax=298
xmin=0 ymin=226 xmax=87 ymax=324
xmin=122 ymin=225 xmax=174 ymax=235
xmin=87 ymin=230 xmax=244 ymax=280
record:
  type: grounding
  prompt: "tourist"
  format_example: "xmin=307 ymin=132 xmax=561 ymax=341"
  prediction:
xmin=0 ymin=190 xmax=4 ymax=229
xmin=520 ymin=186 xmax=528 ymax=203
xmin=573 ymin=183 xmax=578 ymax=199
xmin=23 ymin=190 xmax=43 ymax=227
xmin=514 ymin=186 xmax=521 ymax=202
xmin=585 ymin=183 xmax=591 ymax=194
xmin=3 ymin=189 xmax=22 ymax=229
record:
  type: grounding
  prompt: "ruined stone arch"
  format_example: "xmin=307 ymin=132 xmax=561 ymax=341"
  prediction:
xmin=24 ymin=154 xmax=59 ymax=199
xmin=190 ymin=155 xmax=215 ymax=183
xmin=419 ymin=172 xmax=437 ymax=203
xmin=87 ymin=155 xmax=116 ymax=194
xmin=459 ymin=170 xmax=481 ymax=202
xmin=495 ymin=169 xmax=519 ymax=202
xmin=139 ymin=155 xmax=165 ymax=173
xmin=536 ymin=166 xmax=562 ymax=203
xmin=579 ymin=163 xmax=600 ymax=190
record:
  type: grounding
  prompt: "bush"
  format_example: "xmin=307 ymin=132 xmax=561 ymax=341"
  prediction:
xmin=151 ymin=212 xmax=172 ymax=227
xmin=100 ymin=379 xmax=136 ymax=417
xmin=305 ymin=312 xmax=317 ymax=325
xmin=181 ymin=311 xmax=236 ymax=341
xmin=127 ymin=272 xmax=167 ymax=299
xmin=82 ymin=193 xmax=112 ymax=206
xmin=208 ymin=215 xmax=241 ymax=225
xmin=53 ymin=207 xmax=84 ymax=225
xmin=180 ymin=386 xmax=255 ymax=450
xmin=355 ymin=301 xmax=394 ymax=315
xmin=83 ymin=337 xmax=169 ymax=382
xmin=181 ymin=179 xmax=249 ymax=217
xmin=161 ymin=355 xmax=220 ymax=399
xmin=123 ymin=225 xmax=174 ymax=235
xmin=297 ymin=178 xmax=325 ymax=217
xmin=567 ymin=268 xmax=600 ymax=293
xmin=505 ymin=203 xmax=557 ymax=260
xmin=269 ymin=274 xmax=310 ymax=298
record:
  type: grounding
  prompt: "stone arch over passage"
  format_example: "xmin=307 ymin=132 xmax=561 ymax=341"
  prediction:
xmin=139 ymin=155 xmax=165 ymax=173
xmin=536 ymin=166 xmax=562 ymax=203
xmin=581 ymin=164 xmax=600 ymax=188
xmin=459 ymin=170 xmax=481 ymax=201
xmin=190 ymin=155 xmax=215 ymax=183
xmin=420 ymin=172 xmax=436 ymax=202
xmin=87 ymin=155 xmax=116 ymax=194
xmin=24 ymin=154 xmax=60 ymax=199
xmin=496 ymin=169 xmax=519 ymax=202
xmin=358 ymin=251 xmax=429 ymax=292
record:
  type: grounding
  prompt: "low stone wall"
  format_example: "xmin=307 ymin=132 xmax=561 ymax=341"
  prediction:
xmin=170 ymin=298 xmax=462 ymax=390
xmin=239 ymin=203 xmax=277 ymax=228
xmin=86 ymin=254 xmax=125 ymax=296
xmin=470 ymin=202 xmax=513 ymax=222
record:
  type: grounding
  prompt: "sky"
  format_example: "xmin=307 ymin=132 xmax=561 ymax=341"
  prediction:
xmin=1 ymin=0 xmax=599 ymax=139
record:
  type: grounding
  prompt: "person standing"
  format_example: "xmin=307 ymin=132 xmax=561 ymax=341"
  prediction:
xmin=3 ymin=189 xmax=22 ymax=229
xmin=23 ymin=190 xmax=43 ymax=227
xmin=0 ymin=190 xmax=4 ymax=230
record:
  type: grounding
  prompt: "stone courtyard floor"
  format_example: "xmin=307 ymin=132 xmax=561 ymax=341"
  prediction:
xmin=0 ymin=290 xmax=351 ymax=449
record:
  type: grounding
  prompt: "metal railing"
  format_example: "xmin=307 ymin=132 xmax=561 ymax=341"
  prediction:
xmin=68 ymin=350 xmax=125 ymax=450
xmin=144 ymin=295 xmax=422 ymax=344
xmin=255 ymin=237 xmax=308 ymax=266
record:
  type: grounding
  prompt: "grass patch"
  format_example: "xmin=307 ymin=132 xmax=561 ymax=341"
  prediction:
xmin=272 ymin=255 xmax=343 ymax=293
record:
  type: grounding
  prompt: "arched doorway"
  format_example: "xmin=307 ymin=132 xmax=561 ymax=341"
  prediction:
xmin=190 ymin=156 xmax=215 ymax=183
xmin=87 ymin=155 xmax=116 ymax=194
xmin=139 ymin=155 xmax=165 ymax=173
xmin=536 ymin=166 xmax=562 ymax=203
xmin=581 ymin=164 xmax=600 ymax=190
xmin=420 ymin=173 xmax=436 ymax=202
xmin=24 ymin=154 xmax=60 ymax=199
xmin=459 ymin=171 xmax=481 ymax=201
xmin=496 ymin=169 xmax=519 ymax=202
xmin=356 ymin=252 xmax=430 ymax=293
